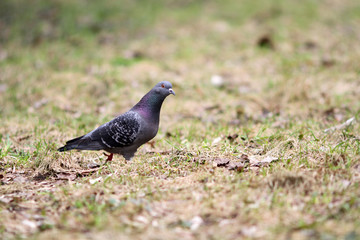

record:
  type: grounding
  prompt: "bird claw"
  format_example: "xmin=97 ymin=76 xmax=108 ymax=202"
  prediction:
xmin=103 ymin=152 xmax=113 ymax=162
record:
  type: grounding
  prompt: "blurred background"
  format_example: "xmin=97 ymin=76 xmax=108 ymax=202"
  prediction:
xmin=1 ymin=0 xmax=359 ymax=120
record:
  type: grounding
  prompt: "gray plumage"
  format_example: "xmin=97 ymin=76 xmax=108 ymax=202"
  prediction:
xmin=58 ymin=81 xmax=175 ymax=160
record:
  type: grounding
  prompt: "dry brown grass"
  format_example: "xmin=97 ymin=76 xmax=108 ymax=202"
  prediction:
xmin=1 ymin=0 xmax=360 ymax=239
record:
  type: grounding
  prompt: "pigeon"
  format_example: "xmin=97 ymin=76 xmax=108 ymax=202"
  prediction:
xmin=58 ymin=81 xmax=175 ymax=161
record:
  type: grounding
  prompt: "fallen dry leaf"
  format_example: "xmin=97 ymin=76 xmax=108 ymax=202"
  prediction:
xmin=227 ymin=162 xmax=245 ymax=172
xmin=0 ymin=196 xmax=12 ymax=204
xmin=16 ymin=135 xmax=32 ymax=142
xmin=321 ymin=57 xmax=336 ymax=67
xmin=249 ymin=155 xmax=278 ymax=167
xmin=76 ymin=167 xmax=103 ymax=176
xmin=239 ymin=154 xmax=250 ymax=163
xmin=87 ymin=162 xmax=101 ymax=169
xmin=211 ymin=153 xmax=278 ymax=171
xmin=257 ymin=34 xmax=275 ymax=49
xmin=304 ymin=40 xmax=317 ymax=49
xmin=212 ymin=158 xmax=230 ymax=167
xmin=204 ymin=104 xmax=221 ymax=111
xmin=56 ymin=172 xmax=76 ymax=181
xmin=323 ymin=107 xmax=346 ymax=122
xmin=13 ymin=176 xmax=27 ymax=183
xmin=123 ymin=49 xmax=145 ymax=59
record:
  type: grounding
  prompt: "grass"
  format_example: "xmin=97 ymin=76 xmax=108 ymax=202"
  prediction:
xmin=1 ymin=0 xmax=360 ymax=239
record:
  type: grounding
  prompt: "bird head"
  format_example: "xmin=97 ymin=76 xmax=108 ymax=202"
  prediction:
xmin=154 ymin=81 xmax=176 ymax=96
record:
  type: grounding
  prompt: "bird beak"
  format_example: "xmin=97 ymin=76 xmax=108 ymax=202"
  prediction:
xmin=169 ymin=88 xmax=176 ymax=96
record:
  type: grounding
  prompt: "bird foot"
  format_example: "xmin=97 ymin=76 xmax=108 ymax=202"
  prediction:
xmin=103 ymin=152 xmax=113 ymax=163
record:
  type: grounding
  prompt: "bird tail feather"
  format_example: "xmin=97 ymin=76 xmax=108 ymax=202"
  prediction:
xmin=58 ymin=135 xmax=103 ymax=152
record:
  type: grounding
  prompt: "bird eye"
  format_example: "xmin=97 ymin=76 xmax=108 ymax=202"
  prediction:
xmin=161 ymin=84 xmax=165 ymax=88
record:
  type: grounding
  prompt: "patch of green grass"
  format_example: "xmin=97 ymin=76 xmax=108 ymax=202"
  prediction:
xmin=0 ymin=137 xmax=12 ymax=159
xmin=111 ymin=57 xmax=143 ymax=67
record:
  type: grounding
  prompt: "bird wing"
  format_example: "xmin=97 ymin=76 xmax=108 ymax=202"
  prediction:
xmin=89 ymin=111 xmax=141 ymax=149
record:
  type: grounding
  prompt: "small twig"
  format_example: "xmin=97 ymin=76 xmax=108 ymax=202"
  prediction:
xmin=324 ymin=117 xmax=356 ymax=133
